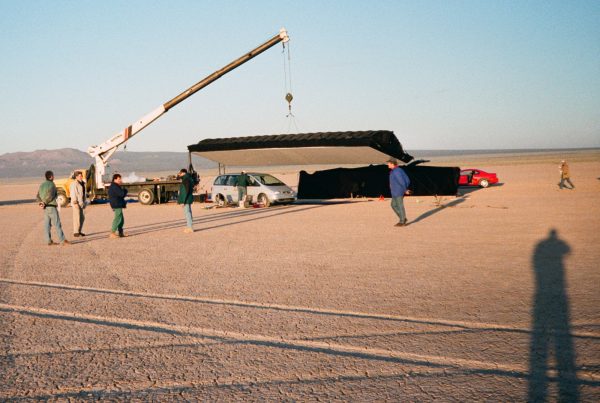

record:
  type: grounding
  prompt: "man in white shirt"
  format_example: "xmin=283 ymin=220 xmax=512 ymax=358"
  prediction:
xmin=69 ymin=171 xmax=87 ymax=237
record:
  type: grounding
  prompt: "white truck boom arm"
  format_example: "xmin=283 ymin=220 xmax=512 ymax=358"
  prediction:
xmin=88 ymin=28 xmax=290 ymax=188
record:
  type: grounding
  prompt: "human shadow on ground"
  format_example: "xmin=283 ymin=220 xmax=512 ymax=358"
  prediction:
xmin=0 ymin=306 xmax=534 ymax=376
xmin=0 ymin=367 xmax=522 ymax=401
xmin=456 ymin=182 xmax=504 ymax=196
xmin=293 ymin=200 xmax=367 ymax=205
xmin=72 ymin=204 xmax=325 ymax=243
xmin=0 ymin=199 xmax=37 ymax=206
xmin=408 ymin=196 xmax=467 ymax=226
xmin=0 ymin=278 xmax=16 ymax=389
xmin=528 ymin=228 xmax=580 ymax=402
xmin=457 ymin=187 xmax=482 ymax=195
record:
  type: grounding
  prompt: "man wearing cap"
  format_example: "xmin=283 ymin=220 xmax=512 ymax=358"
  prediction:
xmin=558 ymin=160 xmax=575 ymax=189
xmin=387 ymin=158 xmax=411 ymax=227
xmin=235 ymin=170 xmax=249 ymax=207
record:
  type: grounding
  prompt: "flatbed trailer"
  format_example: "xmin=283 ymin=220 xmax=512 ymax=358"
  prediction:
xmin=54 ymin=168 xmax=183 ymax=206
xmin=94 ymin=180 xmax=182 ymax=205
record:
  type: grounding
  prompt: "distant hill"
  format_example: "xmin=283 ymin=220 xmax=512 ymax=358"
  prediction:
xmin=0 ymin=148 xmax=216 ymax=178
xmin=3 ymin=147 xmax=595 ymax=179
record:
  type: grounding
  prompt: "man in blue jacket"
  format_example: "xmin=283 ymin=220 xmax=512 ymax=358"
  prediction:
xmin=387 ymin=158 xmax=411 ymax=227
xmin=108 ymin=173 xmax=128 ymax=238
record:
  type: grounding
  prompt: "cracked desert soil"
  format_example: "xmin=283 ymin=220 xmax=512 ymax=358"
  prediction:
xmin=0 ymin=152 xmax=599 ymax=401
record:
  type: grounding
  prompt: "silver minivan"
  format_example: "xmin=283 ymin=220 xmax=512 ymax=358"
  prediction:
xmin=211 ymin=173 xmax=296 ymax=207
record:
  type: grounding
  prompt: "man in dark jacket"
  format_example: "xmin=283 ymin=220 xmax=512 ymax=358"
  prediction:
xmin=387 ymin=158 xmax=411 ymax=227
xmin=177 ymin=168 xmax=195 ymax=233
xmin=36 ymin=170 xmax=70 ymax=245
xmin=108 ymin=173 xmax=128 ymax=238
xmin=235 ymin=171 xmax=249 ymax=207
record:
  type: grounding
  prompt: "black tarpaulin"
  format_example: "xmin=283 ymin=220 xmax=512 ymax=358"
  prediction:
xmin=187 ymin=131 xmax=413 ymax=166
xmin=297 ymin=164 xmax=460 ymax=199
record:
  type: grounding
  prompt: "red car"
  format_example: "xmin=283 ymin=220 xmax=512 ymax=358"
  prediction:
xmin=459 ymin=169 xmax=499 ymax=188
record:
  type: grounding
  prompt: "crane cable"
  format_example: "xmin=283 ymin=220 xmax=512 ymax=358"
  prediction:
xmin=282 ymin=41 xmax=293 ymax=114
xmin=282 ymin=41 xmax=299 ymax=132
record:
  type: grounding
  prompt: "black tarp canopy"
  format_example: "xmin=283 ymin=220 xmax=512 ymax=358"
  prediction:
xmin=187 ymin=130 xmax=413 ymax=166
xmin=297 ymin=164 xmax=460 ymax=198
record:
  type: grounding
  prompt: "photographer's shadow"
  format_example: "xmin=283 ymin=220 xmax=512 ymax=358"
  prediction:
xmin=529 ymin=228 xmax=579 ymax=401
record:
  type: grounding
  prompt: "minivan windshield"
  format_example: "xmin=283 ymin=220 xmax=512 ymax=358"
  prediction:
xmin=252 ymin=174 xmax=285 ymax=186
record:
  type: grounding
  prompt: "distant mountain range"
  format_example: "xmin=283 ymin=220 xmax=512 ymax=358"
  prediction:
xmin=0 ymin=148 xmax=216 ymax=178
xmin=2 ymin=147 xmax=595 ymax=179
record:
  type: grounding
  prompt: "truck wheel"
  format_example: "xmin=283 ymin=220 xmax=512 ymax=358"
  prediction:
xmin=257 ymin=193 xmax=270 ymax=207
xmin=56 ymin=192 xmax=69 ymax=208
xmin=138 ymin=189 xmax=155 ymax=205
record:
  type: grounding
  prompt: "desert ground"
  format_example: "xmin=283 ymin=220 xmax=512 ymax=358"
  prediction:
xmin=0 ymin=151 xmax=599 ymax=401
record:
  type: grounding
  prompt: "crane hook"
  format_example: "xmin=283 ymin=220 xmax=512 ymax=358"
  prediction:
xmin=285 ymin=92 xmax=294 ymax=116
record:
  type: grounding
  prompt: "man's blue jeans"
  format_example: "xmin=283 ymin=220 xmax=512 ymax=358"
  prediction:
xmin=391 ymin=196 xmax=407 ymax=223
xmin=183 ymin=204 xmax=193 ymax=228
xmin=237 ymin=186 xmax=247 ymax=202
xmin=44 ymin=206 xmax=65 ymax=243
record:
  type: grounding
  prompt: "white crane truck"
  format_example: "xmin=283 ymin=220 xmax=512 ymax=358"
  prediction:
xmin=55 ymin=28 xmax=290 ymax=207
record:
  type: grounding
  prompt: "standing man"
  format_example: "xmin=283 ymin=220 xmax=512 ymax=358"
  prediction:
xmin=387 ymin=158 xmax=411 ymax=227
xmin=235 ymin=170 xmax=249 ymax=207
xmin=69 ymin=171 xmax=87 ymax=237
xmin=558 ymin=160 xmax=575 ymax=189
xmin=108 ymin=173 xmax=128 ymax=238
xmin=37 ymin=170 xmax=70 ymax=245
xmin=177 ymin=168 xmax=195 ymax=233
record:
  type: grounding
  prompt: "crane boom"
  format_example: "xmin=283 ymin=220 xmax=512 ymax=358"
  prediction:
xmin=88 ymin=28 xmax=289 ymax=188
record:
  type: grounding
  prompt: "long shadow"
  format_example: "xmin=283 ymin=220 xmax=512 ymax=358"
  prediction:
xmin=0 ymin=307 xmax=533 ymax=379
xmin=303 ymin=327 xmax=484 ymax=341
xmin=6 ymin=277 xmax=599 ymax=342
xmin=2 ymin=341 xmax=218 ymax=361
xmin=408 ymin=196 xmax=466 ymax=225
xmin=457 ymin=187 xmax=482 ymax=195
xmin=5 ymin=304 xmax=600 ymax=401
xmin=293 ymin=199 xmax=367 ymax=205
xmin=0 ymin=286 xmax=15 ymax=391
xmin=10 ymin=362 xmax=599 ymax=402
xmin=457 ymin=182 xmax=504 ymax=196
xmin=0 ymin=368 xmax=509 ymax=401
xmin=0 ymin=279 xmax=527 ymax=334
xmin=73 ymin=204 xmax=324 ymax=242
xmin=0 ymin=198 xmax=36 ymax=206
xmin=528 ymin=228 xmax=580 ymax=402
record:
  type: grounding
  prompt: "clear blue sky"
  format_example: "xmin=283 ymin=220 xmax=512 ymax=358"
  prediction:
xmin=1 ymin=0 xmax=598 ymax=154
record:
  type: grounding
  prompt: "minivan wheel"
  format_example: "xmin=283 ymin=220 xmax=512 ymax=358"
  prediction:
xmin=214 ymin=194 xmax=225 ymax=207
xmin=257 ymin=193 xmax=270 ymax=207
